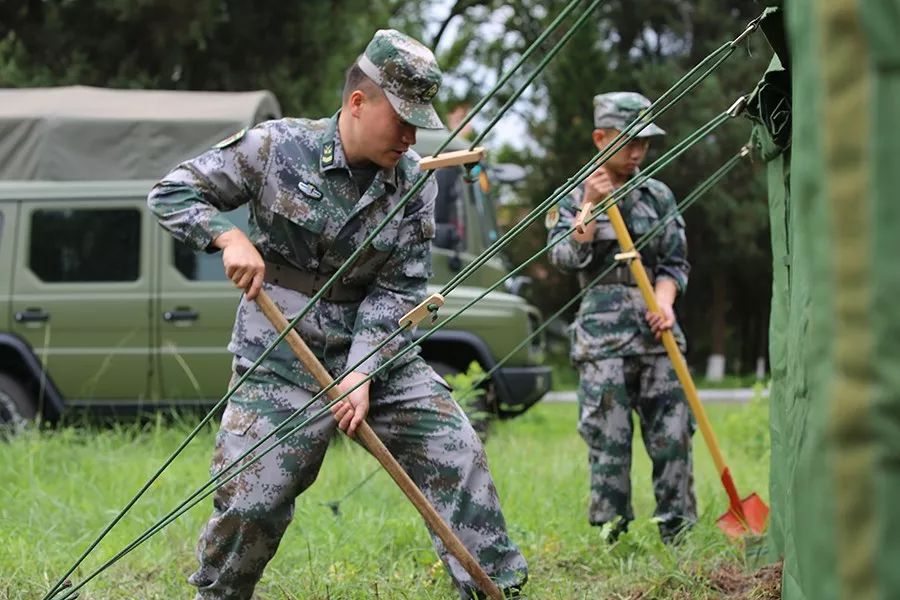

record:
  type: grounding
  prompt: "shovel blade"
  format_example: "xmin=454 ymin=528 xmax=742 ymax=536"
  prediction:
xmin=716 ymin=493 xmax=769 ymax=537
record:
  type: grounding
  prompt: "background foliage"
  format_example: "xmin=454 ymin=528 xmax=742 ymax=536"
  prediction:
xmin=0 ymin=0 xmax=773 ymax=374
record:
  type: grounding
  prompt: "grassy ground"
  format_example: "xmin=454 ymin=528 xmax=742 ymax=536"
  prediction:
xmin=2 ymin=397 xmax=774 ymax=600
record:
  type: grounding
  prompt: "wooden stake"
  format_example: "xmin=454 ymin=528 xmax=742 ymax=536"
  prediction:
xmin=574 ymin=201 xmax=594 ymax=234
xmin=399 ymin=293 xmax=445 ymax=327
xmin=419 ymin=147 xmax=486 ymax=170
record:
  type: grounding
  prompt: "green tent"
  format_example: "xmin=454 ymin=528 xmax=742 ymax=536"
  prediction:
xmin=0 ymin=85 xmax=281 ymax=181
xmin=748 ymin=3 xmax=900 ymax=598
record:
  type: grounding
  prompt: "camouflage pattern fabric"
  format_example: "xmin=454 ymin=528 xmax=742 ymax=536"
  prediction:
xmin=546 ymin=173 xmax=695 ymax=540
xmin=148 ymin=114 xmax=436 ymax=393
xmin=547 ymin=177 xmax=689 ymax=361
xmin=148 ymin=108 xmax=526 ymax=595
xmin=358 ymin=29 xmax=444 ymax=129
xmin=593 ymin=91 xmax=665 ymax=137
xmin=189 ymin=358 xmax=527 ymax=599
xmin=577 ymin=356 xmax=696 ymax=541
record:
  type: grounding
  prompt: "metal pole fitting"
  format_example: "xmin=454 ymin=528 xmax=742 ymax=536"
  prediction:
xmin=727 ymin=95 xmax=749 ymax=118
xmin=731 ymin=15 xmax=762 ymax=48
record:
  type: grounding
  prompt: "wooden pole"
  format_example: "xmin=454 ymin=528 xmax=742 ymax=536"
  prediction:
xmin=255 ymin=290 xmax=503 ymax=600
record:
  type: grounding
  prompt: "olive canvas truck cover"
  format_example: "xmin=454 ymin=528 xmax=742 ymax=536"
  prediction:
xmin=0 ymin=86 xmax=550 ymax=426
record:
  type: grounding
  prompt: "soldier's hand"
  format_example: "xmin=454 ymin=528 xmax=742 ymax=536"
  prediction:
xmin=213 ymin=228 xmax=266 ymax=300
xmin=583 ymin=166 xmax=615 ymax=206
xmin=332 ymin=371 xmax=371 ymax=438
xmin=645 ymin=302 xmax=675 ymax=339
xmin=646 ymin=279 xmax=678 ymax=339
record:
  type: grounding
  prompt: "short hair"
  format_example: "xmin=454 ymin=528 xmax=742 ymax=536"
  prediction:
xmin=342 ymin=62 xmax=382 ymax=104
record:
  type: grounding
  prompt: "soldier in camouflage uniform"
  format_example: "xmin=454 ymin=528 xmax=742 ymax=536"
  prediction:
xmin=546 ymin=92 xmax=697 ymax=542
xmin=148 ymin=29 xmax=527 ymax=600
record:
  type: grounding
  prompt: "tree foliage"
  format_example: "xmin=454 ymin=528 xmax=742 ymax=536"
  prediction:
xmin=0 ymin=0 xmax=775 ymax=372
xmin=432 ymin=0 xmax=773 ymax=372
xmin=0 ymin=0 xmax=422 ymax=116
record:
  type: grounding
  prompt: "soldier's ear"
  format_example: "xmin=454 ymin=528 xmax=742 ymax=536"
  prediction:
xmin=347 ymin=89 xmax=367 ymax=118
xmin=591 ymin=128 xmax=607 ymax=149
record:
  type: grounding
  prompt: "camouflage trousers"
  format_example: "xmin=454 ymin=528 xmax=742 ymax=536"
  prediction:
xmin=188 ymin=356 xmax=527 ymax=600
xmin=576 ymin=354 xmax=697 ymax=540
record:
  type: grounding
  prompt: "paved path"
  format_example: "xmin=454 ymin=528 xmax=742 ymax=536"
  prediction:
xmin=544 ymin=387 xmax=768 ymax=404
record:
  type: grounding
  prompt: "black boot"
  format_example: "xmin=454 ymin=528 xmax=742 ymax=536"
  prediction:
xmin=658 ymin=516 xmax=695 ymax=545
xmin=591 ymin=517 xmax=629 ymax=543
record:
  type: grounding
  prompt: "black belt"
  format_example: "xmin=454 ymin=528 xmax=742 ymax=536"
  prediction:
xmin=264 ymin=260 xmax=367 ymax=303
xmin=578 ymin=264 xmax=653 ymax=288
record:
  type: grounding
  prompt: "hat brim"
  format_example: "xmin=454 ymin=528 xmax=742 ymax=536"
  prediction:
xmin=384 ymin=89 xmax=444 ymax=129
xmin=634 ymin=122 xmax=666 ymax=137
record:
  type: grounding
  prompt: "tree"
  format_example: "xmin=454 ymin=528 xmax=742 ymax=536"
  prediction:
xmin=0 ymin=0 xmax=421 ymax=116
xmin=431 ymin=0 xmax=773 ymax=376
xmin=0 ymin=0 xmax=775 ymax=375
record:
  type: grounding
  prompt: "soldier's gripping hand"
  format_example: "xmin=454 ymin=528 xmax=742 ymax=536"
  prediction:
xmin=332 ymin=371 xmax=371 ymax=438
xmin=646 ymin=279 xmax=678 ymax=340
xmin=213 ymin=228 xmax=266 ymax=300
xmin=584 ymin=165 xmax=616 ymax=206
xmin=572 ymin=166 xmax=616 ymax=244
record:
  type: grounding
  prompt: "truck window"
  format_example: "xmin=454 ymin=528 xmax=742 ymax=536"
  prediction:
xmin=173 ymin=204 xmax=250 ymax=281
xmin=29 ymin=208 xmax=140 ymax=282
xmin=433 ymin=167 xmax=465 ymax=251
xmin=470 ymin=169 xmax=499 ymax=246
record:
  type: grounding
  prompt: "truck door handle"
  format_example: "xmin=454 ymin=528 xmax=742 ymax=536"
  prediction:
xmin=15 ymin=308 xmax=50 ymax=323
xmin=163 ymin=307 xmax=199 ymax=322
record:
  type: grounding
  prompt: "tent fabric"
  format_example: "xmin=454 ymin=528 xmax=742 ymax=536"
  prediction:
xmin=864 ymin=1 xmax=900 ymax=594
xmin=751 ymin=3 xmax=900 ymax=599
xmin=748 ymin=52 xmax=791 ymax=570
xmin=0 ymin=86 xmax=281 ymax=181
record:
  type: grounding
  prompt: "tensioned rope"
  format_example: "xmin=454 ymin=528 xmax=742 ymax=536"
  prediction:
xmin=41 ymin=2 xmax=598 ymax=598
xmin=443 ymin=16 xmax=761 ymax=295
xmin=314 ymin=146 xmax=754 ymax=507
xmin=50 ymin=90 xmax=754 ymax=600
xmin=48 ymin=17 xmax=765 ymax=592
xmin=480 ymin=146 xmax=752 ymax=385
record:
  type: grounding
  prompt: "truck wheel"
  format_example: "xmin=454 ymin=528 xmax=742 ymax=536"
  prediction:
xmin=0 ymin=373 xmax=36 ymax=436
xmin=428 ymin=361 xmax=492 ymax=442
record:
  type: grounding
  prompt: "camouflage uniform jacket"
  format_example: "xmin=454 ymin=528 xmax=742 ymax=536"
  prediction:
xmin=147 ymin=114 xmax=437 ymax=392
xmin=547 ymin=176 xmax=689 ymax=362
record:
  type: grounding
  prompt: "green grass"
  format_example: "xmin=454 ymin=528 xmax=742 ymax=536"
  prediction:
xmin=2 ymin=399 xmax=773 ymax=600
xmin=547 ymin=353 xmax=580 ymax=391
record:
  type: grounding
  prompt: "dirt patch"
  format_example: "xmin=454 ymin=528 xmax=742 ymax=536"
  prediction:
xmin=619 ymin=560 xmax=782 ymax=600
xmin=709 ymin=560 xmax=782 ymax=599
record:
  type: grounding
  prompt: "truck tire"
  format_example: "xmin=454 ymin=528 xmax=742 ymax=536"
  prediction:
xmin=0 ymin=373 xmax=36 ymax=436
xmin=427 ymin=360 xmax=492 ymax=441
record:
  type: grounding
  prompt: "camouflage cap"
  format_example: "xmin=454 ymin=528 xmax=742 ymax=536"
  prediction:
xmin=358 ymin=29 xmax=444 ymax=130
xmin=593 ymin=92 xmax=665 ymax=137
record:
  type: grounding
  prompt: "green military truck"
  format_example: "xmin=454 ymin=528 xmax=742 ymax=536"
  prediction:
xmin=0 ymin=86 xmax=550 ymax=431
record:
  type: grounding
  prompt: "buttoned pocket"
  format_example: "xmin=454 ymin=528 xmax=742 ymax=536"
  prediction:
xmin=269 ymin=191 xmax=327 ymax=234
xmin=370 ymin=217 xmax=401 ymax=252
xmin=263 ymin=190 xmax=328 ymax=269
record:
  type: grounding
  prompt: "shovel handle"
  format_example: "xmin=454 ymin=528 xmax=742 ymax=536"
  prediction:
xmin=254 ymin=290 xmax=503 ymax=600
xmin=604 ymin=206 xmax=730 ymax=476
